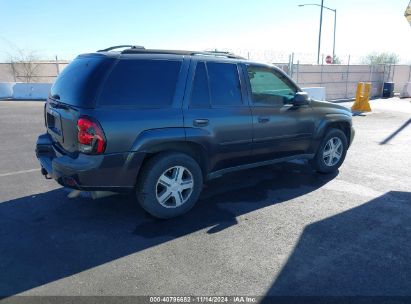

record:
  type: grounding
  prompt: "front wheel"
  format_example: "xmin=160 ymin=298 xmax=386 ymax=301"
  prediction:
xmin=136 ymin=152 xmax=203 ymax=218
xmin=310 ymin=128 xmax=348 ymax=173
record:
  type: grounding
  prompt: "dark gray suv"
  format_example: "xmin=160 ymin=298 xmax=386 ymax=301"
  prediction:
xmin=36 ymin=46 xmax=354 ymax=218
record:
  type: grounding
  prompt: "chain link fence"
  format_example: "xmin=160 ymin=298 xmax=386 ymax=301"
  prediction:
xmin=1 ymin=50 xmax=410 ymax=100
xmin=0 ymin=60 xmax=69 ymax=83
xmin=220 ymin=49 xmax=411 ymax=100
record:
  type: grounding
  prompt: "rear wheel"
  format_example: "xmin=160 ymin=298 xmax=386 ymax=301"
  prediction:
xmin=136 ymin=152 xmax=203 ymax=218
xmin=311 ymin=128 xmax=348 ymax=173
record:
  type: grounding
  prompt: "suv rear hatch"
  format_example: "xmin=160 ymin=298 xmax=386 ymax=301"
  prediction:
xmin=45 ymin=55 xmax=115 ymax=154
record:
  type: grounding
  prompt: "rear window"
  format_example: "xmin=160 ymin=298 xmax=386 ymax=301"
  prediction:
xmin=98 ymin=59 xmax=182 ymax=107
xmin=50 ymin=56 xmax=113 ymax=108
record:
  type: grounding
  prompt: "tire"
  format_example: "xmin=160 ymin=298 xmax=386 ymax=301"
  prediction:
xmin=136 ymin=152 xmax=203 ymax=219
xmin=310 ymin=128 xmax=348 ymax=174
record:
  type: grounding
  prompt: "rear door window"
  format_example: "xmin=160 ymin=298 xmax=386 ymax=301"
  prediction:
xmin=206 ymin=62 xmax=242 ymax=106
xmin=98 ymin=59 xmax=182 ymax=107
xmin=50 ymin=56 xmax=113 ymax=108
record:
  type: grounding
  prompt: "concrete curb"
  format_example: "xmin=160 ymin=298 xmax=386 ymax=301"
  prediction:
xmin=0 ymin=98 xmax=46 ymax=102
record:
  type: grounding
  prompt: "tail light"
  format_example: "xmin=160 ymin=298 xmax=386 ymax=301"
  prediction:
xmin=77 ymin=116 xmax=106 ymax=154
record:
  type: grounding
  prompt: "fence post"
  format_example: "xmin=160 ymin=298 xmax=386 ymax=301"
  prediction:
xmin=369 ymin=64 xmax=373 ymax=97
xmin=55 ymin=55 xmax=60 ymax=76
xmin=391 ymin=64 xmax=396 ymax=83
xmin=369 ymin=64 xmax=372 ymax=82
xmin=345 ymin=55 xmax=351 ymax=99
xmin=296 ymin=60 xmax=300 ymax=84
xmin=387 ymin=64 xmax=392 ymax=83
xmin=320 ymin=54 xmax=324 ymax=86
xmin=10 ymin=63 xmax=17 ymax=82
xmin=381 ymin=64 xmax=387 ymax=97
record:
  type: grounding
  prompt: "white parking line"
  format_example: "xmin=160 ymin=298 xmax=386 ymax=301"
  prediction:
xmin=0 ymin=168 xmax=40 ymax=178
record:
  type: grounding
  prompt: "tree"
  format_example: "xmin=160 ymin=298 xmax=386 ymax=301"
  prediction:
xmin=8 ymin=48 xmax=41 ymax=82
xmin=332 ymin=54 xmax=341 ymax=64
xmin=362 ymin=52 xmax=399 ymax=65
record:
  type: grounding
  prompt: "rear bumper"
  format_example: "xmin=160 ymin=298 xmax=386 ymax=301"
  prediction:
xmin=36 ymin=133 xmax=145 ymax=191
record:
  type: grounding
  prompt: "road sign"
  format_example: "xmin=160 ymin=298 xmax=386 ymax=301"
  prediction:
xmin=406 ymin=0 xmax=411 ymax=26
xmin=325 ymin=55 xmax=333 ymax=64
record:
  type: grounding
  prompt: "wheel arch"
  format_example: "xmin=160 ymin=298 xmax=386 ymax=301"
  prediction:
xmin=315 ymin=114 xmax=352 ymax=144
xmin=140 ymin=141 xmax=210 ymax=179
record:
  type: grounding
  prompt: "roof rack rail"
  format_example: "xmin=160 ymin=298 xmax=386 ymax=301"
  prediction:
xmin=120 ymin=48 xmax=245 ymax=59
xmin=191 ymin=51 xmax=245 ymax=59
xmin=97 ymin=45 xmax=145 ymax=52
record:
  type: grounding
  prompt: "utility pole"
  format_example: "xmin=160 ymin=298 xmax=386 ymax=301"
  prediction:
xmin=317 ymin=0 xmax=324 ymax=64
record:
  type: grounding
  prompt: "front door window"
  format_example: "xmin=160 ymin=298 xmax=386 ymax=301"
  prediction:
xmin=247 ymin=66 xmax=296 ymax=106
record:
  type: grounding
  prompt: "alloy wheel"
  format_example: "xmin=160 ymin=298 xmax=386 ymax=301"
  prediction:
xmin=322 ymin=137 xmax=343 ymax=167
xmin=155 ymin=166 xmax=194 ymax=208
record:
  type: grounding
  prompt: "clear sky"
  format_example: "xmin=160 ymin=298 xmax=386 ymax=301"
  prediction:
xmin=0 ymin=0 xmax=410 ymax=63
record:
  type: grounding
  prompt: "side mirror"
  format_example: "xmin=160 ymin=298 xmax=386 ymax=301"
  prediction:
xmin=293 ymin=92 xmax=310 ymax=106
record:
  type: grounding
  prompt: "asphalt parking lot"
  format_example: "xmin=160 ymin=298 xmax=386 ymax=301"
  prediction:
xmin=0 ymin=98 xmax=411 ymax=298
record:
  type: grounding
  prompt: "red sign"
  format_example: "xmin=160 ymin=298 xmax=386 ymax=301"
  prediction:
xmin=325 ymin=55 xmax=333 ymax=64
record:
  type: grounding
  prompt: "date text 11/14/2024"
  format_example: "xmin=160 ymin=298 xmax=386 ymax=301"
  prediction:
xmin=149 ymin=296 xmax=257 ymax=303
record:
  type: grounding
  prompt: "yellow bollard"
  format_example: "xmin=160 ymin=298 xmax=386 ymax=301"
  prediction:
xmin=363 ymin=83 xmax=372 ymax=111
xmin=351 ymin=82 xmax=372 ymax=112
xmin=355 ymin=82 xmax=364 ymax=103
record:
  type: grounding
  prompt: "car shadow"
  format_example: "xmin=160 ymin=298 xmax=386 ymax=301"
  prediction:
xmin=0 ymin=162 xmax=337 ymax=296
xmin=263 ymin=190 xmax=411 ymax=299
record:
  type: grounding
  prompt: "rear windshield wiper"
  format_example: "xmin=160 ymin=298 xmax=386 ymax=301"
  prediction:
xmin=50 ymin=103 xmax=69 ymax=110
xmin=49 ymin=97 xmax=71 ymax=110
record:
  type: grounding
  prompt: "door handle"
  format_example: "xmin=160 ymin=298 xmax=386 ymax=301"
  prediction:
xmin=193 ymin=119 xmax=209 ymax=127
xmin=258 ymin=116 xmax=270 ymax=123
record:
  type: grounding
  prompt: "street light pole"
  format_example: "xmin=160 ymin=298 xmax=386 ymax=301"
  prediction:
xmin=332 ymin=9 xmax=336 ymax=61
xmin=317 ymin=0 xmax=324 ymax=64
xmin=299 ymin=2 xmax=337 ymax=64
